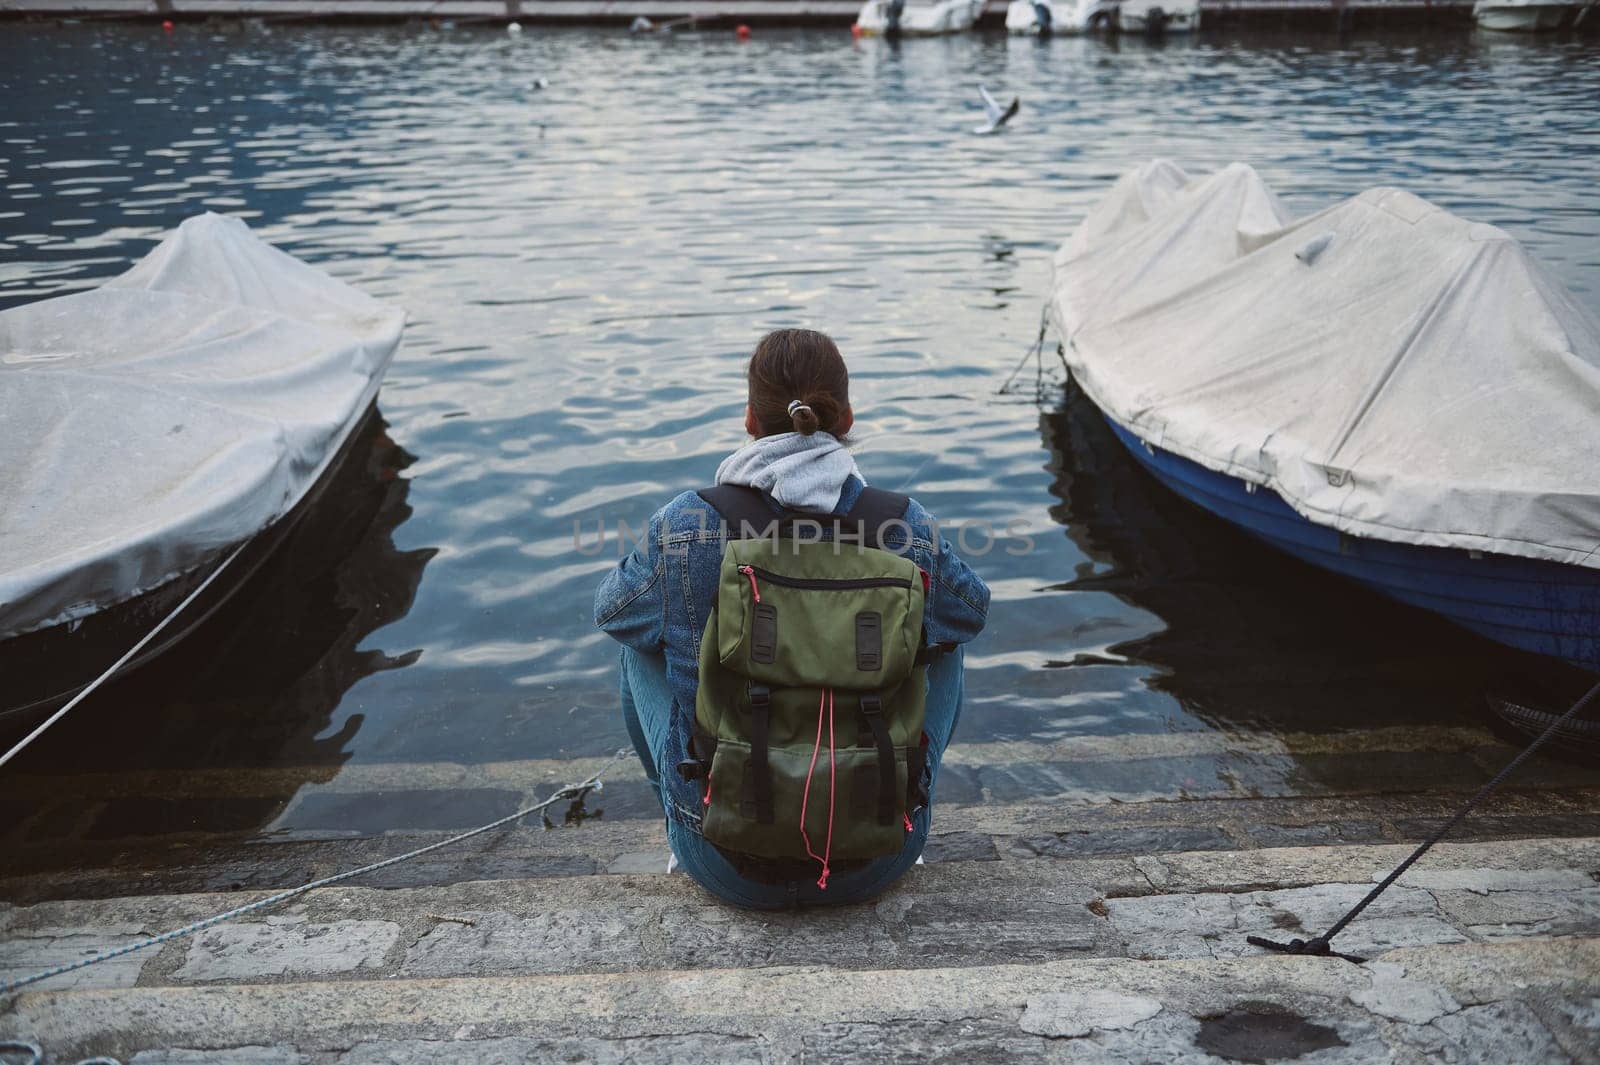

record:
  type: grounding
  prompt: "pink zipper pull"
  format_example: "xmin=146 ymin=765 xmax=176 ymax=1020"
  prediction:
xmin=703 ymin=781 xmax=713 ymax=806
xmin=738 ymin=565 xmax=760 ymax=602
xmin=903 ymin=812 xmax=914 ymax=833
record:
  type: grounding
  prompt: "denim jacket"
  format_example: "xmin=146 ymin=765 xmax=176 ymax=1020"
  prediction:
xmin=594 ymin=473 xmax=990 ymax=827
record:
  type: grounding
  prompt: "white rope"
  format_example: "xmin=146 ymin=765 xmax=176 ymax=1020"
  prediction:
xmin=0 ymin=748 xmax=630 ymax=1000
xmin=0 ymin=541 xmax=250 ymax=771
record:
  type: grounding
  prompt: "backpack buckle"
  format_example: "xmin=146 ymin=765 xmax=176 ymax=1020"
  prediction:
xmin=859 ymin=694 xmax=882 ymax=716
xmin=676 ymin=759 xmax=708 ymax=781
xmin=746 ymin=683 xmax=771 ymax=709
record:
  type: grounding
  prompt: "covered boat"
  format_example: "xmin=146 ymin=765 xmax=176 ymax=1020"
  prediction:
xmin=0 ymin=214 xmax=404 ymax=729
xmin=1049 ymin=161 xmax=1600 ymax=671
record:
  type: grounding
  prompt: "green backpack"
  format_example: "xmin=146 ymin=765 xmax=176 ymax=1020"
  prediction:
xmin=683 ymin=485 xmax=936 ymax=888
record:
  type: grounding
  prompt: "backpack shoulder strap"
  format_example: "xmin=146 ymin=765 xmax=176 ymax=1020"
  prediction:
xmin=842 ymin=487 xmax=911 ymax=546
xmin=696 ymin=485 xmax=780 ymax=536
xmin=696 ymin=484 xmax=911 ymax=547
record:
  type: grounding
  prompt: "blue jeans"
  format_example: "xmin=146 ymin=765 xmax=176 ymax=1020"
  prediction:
xmin=619 ymin=645 xmax=965 ymax=910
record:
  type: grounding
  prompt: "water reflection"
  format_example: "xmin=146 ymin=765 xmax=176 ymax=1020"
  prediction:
xmin=12 ymin=410 xmax=435 ymax=799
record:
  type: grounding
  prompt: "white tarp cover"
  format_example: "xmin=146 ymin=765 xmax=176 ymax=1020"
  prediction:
xmin=0 ymin=213 xmax=403 ymax=639
xmin=1051 ymin=160 xmax=1600 ymax=571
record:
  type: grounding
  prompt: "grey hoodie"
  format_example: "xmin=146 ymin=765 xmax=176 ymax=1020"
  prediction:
xmin=712 ymin=431 xmax=864 ymax=513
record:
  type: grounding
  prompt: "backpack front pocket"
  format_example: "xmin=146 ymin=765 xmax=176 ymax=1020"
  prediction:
xmin=700 ymin=738 xmax=912 ymax=861
xmin=717 ymin=544 xmax=924 ymax=689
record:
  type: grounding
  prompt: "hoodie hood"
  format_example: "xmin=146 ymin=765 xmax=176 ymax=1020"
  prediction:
xmin=713 ymin=432 xmax=864 ymax=513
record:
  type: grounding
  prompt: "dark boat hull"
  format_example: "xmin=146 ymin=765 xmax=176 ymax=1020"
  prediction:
xmin=1100 ymin=413 xmax=1600 ymax=672
xmin=0 ymin=403 xmax=386 ymax=736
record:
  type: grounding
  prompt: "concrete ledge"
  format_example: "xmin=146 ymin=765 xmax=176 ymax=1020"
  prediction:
xmin=14 ymin=0 xmax=866 ymax=20
xmin=0 ymin=0 xmax=1479 ymax=23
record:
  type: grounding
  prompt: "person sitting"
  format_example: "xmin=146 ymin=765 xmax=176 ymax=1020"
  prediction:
xmin=594 ymin=327 xmax=989 ymax=909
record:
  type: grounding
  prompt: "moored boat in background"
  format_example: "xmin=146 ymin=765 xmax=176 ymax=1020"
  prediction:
xmin=1005 ymin=0 xmax=1119 ymax=34
xmin=1049 ymin=161 xmax=1600 ymax=672
xmin=854 ymin=0 xmax=983 ymax=36
xmin=1118 ymin=0 xmax=1200 ymax=32
xmin=1473 ymin=0 xmax=1580 ymax=30
xmin=0 ymin=214 xmax=405 ymax=734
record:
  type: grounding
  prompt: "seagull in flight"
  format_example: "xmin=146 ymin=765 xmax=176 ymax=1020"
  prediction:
xmin=974 ymin=86 xmax=1020 ymax=135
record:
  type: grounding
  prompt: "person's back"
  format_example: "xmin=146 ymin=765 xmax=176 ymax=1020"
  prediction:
xmin=594 ymin=328 xmax=989 ymax=909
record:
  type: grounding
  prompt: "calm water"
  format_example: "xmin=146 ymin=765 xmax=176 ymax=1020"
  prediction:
xmin=4 ymin=24 xmax=1599 ymax=828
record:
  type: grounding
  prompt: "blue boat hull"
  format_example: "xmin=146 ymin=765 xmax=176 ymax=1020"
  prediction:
xmin=1100 ymin=414 xmax=1600 ymax=672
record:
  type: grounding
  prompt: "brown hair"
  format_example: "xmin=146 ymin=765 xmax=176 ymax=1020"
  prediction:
xmin=747 ymin=328 xmax=850 ymax=438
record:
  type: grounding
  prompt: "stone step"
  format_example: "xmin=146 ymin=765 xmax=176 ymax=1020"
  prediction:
xmin=7 ymin=789 xmax=1600 ymax=904
xmin=8 ymin=733 xmax=1596 ymax=901
xmin=0 ymin=724 xmax=1527 ymax=802
xmin=5 ymin=938 xmax=1598 ymax=1064
xmin=9 ymin=727 xmax=1593 ymax=833
xmin=3 ymin=837 xmax=1597 ymax=998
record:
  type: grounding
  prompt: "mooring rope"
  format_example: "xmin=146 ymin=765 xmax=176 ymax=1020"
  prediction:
xmin=0 ymin=541 xmax=250 ymax=771
xmin=0 ymin=747 xmax=629 ymax=1002
xmin=1248 ymin=675 xmax=1600 ymax=964
xmin=997 ymin=303 xmax=1051 ymax=396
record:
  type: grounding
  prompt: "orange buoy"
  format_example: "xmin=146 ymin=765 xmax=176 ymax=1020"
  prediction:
xmin=735 ymin=23 xmax=751 ymax=38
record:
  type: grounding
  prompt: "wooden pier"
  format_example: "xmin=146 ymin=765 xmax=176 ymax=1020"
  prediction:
xmin=0 ymin=0 xmax=1480 ymax=27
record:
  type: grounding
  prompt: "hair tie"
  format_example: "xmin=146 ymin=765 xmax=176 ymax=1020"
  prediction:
xmin=787 ymin=399 xmax=812 ymax=417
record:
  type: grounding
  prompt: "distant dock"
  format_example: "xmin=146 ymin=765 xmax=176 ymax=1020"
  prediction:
xmin=0 ymin=0 xmax=1482 ymax=28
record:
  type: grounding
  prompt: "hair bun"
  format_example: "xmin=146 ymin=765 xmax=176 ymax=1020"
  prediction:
xmin=787 ymin=398 xmax=820 ymax=435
